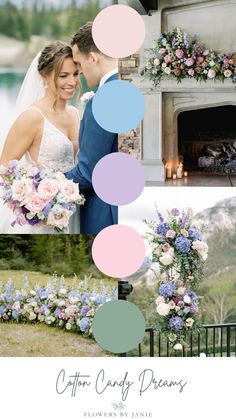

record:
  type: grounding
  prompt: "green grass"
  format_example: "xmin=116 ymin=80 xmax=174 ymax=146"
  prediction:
xmin=0 ymin=270 xmax=117 ymax=292
xmin=0 ymin=323 xmax=110 ymax=357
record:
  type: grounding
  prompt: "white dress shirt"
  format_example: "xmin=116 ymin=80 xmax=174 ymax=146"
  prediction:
xmin=99 ymin=68 xmax=119 ymax=88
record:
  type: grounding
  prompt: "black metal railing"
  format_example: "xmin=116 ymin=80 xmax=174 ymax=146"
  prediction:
xmin=124 ymin=323 xmax=236 ymax=357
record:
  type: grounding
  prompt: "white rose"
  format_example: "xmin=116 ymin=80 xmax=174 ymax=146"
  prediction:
xmin=66 ymin=322 xmax=72 ymax=331
xmin=168 ymin=300 xmax=176 ymax=309
xmin=154 ymin=58 xmax=160 ymax=66
xmin=186 ymin=318 xmax=194 ymax=327
xmin=59 ymin=289 xmax=67 ymax=296
xmin=210 ymin=60 xmax=215 ymax=67
xmin=183 ymin=295 xmax=191 ymax=304
xmin=156 ymin=296 xmax=165 ymax=305
xmin=59 ymin=180 xmax=81 ymax=202
xmin=192 ymin=240 xmax=208 ymax=260
xmin=156 ymin=302 xmax=170 ymax=316
xmin=29 ymin=312 xmax=37 ymax=321
xmin=162 ymin=62 xmax=167 ymax=68
xmin=164 ymin=67 xmax=171 ymax=75
xmin=177 ymin=287 xmax=186 ymax=295
xmin=174 ymin=343 xmax=183 ymax=350
xmin=159 ymin=253 xmax=173 ymax=266
xmin=208 ymin=69 xmax=216 ymax=79
xmin=30 ymin=290 xmax=36 ymax=296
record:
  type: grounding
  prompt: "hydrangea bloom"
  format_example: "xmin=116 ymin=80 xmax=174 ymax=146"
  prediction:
xmin=188 ymin=227 xmax=202 ymax=241
xmin=175 ymin=236 xmax=191 ymax=253
xmin=156 ymin=222 xmax=170 ymax=236
xmin=159 ymin=282 xmax=176 ymax=298
xmin=169 ymin=316 xmax=184 ymax=330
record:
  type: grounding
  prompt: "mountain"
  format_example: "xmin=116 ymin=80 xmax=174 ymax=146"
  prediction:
xmin=194 ymin=196 xmax=236 ymax=238
xmin=194 ymin=196 xmax=236 ymax=276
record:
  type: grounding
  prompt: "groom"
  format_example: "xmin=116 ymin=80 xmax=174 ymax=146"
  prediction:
xmin=65 ymin=22 xmax=119 ymax=234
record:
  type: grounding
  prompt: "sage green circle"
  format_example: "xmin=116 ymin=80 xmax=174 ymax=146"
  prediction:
xmin=92 ymin=300 xmax=145 ymax=353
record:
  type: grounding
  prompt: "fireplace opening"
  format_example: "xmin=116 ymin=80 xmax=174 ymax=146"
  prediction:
xmin=178 ymin=106 xmax=236 ymax=173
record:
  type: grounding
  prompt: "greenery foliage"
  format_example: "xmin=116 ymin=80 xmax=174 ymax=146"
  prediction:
xmin=0 ymin=234 xmax=106 ymax=278
xmin=0 ymin=0 xmax=103 ymax=42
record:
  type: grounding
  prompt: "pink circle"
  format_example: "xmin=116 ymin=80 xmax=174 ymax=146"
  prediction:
xmin=92 ymin=5 xmax=146 ymax=58
xmin=92 ymin=225 xmax=145 ymax=278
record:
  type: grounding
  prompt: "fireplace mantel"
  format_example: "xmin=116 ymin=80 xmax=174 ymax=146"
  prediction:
xmin=135 ymin=0 xmax=236 ymax=182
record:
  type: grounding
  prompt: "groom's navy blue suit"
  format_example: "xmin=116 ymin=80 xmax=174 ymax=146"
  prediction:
xmin=65 ymin=73 xmax=118 ymax=234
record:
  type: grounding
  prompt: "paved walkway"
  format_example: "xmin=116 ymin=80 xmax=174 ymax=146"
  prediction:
xmin=147 ymin=172 xmax=236 ymax=187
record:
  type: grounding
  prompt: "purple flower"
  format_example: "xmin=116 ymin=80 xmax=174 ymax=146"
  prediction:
xmin=186 ymin=290 xmax=198 ymax=302
xmin=175 ymin=236 xmax=191 ymax=253
xmin=169 ymin=316 xmax=184 ymax=331
xmin=171 ymin=208 xmax=179 ymax=216
xmin=80 ymin=305 xmax=91 ymax=315
xmin=159 ymin=282 xmax=176 ymax=298
xmin=156 ymin=222 xmax=170 ymax=236
xmin=189 ymin=304 xmax=198 ymax=314
xmin=43 ymin=202 xmax=53 ymax=217
xmin=157 ymin=211 xmax=164 ymax=223
xmin=188 ymin=227 xmax=202 ymax=241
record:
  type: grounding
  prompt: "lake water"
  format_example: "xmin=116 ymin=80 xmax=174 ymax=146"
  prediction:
xmin=0 ymin=69 xmax=26 ymax=153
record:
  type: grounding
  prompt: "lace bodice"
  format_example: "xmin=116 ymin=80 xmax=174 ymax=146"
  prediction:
xmin=25 ymin=107 xmax=75 ymax=172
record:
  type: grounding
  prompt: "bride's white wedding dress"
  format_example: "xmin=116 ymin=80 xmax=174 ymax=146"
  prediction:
xmin=1 ymin=107 xmax=80 ymax=234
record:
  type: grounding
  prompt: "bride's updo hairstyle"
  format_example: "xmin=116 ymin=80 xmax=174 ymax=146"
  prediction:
xmin=38 ymin=41 xmax=73 ymax=85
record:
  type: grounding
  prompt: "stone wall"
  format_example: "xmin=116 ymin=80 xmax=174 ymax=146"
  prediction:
xmin=118 ymin=54 xmax=141 ymax=159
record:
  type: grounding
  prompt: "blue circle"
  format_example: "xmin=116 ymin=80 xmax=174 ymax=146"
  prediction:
xmin=92 ymin=80 xmax=145 ymax=133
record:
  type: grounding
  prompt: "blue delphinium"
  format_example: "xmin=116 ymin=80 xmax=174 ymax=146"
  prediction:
xmin=80 ymin=317 xmax=89 ymax=332
xmin=159 ymin=282 xmax=176 ymax=298
xmin=169 ymin=316 xmax=184 ymax=331
xmin=12 ymin=310 xmax=20 ymax=319
xmin=156 ymin=222 xmax=170 ymax=236
xmin=175 ymin=236 xmax=191 ymax=253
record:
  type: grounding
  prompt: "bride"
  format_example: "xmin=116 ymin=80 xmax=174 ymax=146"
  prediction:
xmin=0 ymin=41 xmax=81 ymax=234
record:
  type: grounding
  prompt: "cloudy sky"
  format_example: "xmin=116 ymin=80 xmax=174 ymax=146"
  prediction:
xmin=119 ymin=187 xmax=236 ymax=234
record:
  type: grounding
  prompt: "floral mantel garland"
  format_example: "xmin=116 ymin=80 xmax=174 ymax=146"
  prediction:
xmin=146 ymin=208 xmax=208 ymax=351
xmin=141 ymin=27 xmax=236 ymax=86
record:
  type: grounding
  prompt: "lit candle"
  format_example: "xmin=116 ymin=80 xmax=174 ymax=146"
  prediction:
xmin=166 ymin=165 xmax=172 ymax=179
xmin=173 ymin=173 xmax=177 ymax=180
xmin=184 ymin=171 xmax=188 ymax=177
xmin=177 ymin=165 xmax=183 ymax=179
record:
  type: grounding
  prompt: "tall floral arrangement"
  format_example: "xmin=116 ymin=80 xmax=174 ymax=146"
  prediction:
xmin=146 ymin=208 xmax=208 ymax=350
xmin=141 ymin=27 xmax=236 ymax=86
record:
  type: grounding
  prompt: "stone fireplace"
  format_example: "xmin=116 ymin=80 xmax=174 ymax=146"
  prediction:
xmin=120 ymin=0 xmax=236 ymax=181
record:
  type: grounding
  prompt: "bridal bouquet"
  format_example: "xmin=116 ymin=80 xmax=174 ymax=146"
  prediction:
xmin=0 ymin=160 xmax=85 ymax=232
xmin=147 ymin=207 xmax=208 ymax=287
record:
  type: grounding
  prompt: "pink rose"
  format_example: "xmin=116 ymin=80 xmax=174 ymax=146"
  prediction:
xmin=188 ymin=68 xmax=195 ymax=77
xmin=224 ymin=69 xmax=232 ymax=78
xmin=55 ymin=171 xmax=66 ymax=182
xmin=185 ymin=57 xmax=194 ymax=67
xmin=223 ymin=58 xmax=229 ymax=66
xmin=208 ymin=69 xmax=216 ymax=79
xmin=38 ymin=178 xmax=59 ymax=200
xmin=47 ymin=209 xmax=72 ymax=229
xmin=197 ymin=57 xmax=204 ymax=64
xmin=166 ymin=229 xmax=176 ymax=239
xmin=164 ymin=54 xmax=172 ymax=63
xmin=174 ymin=68 xmax=181 ymax=76
xmin=11 ymin=178 xmax=34 ymax=203
xmin=25 ymin=192 xmax=48 ymax=213
xmin=59 ymin=180 xmax=80 ymax=202
xmin=175 ymin=49 xmax=184 ymax=59
xmin=162 ymin=242 xmax=171 ymax=252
